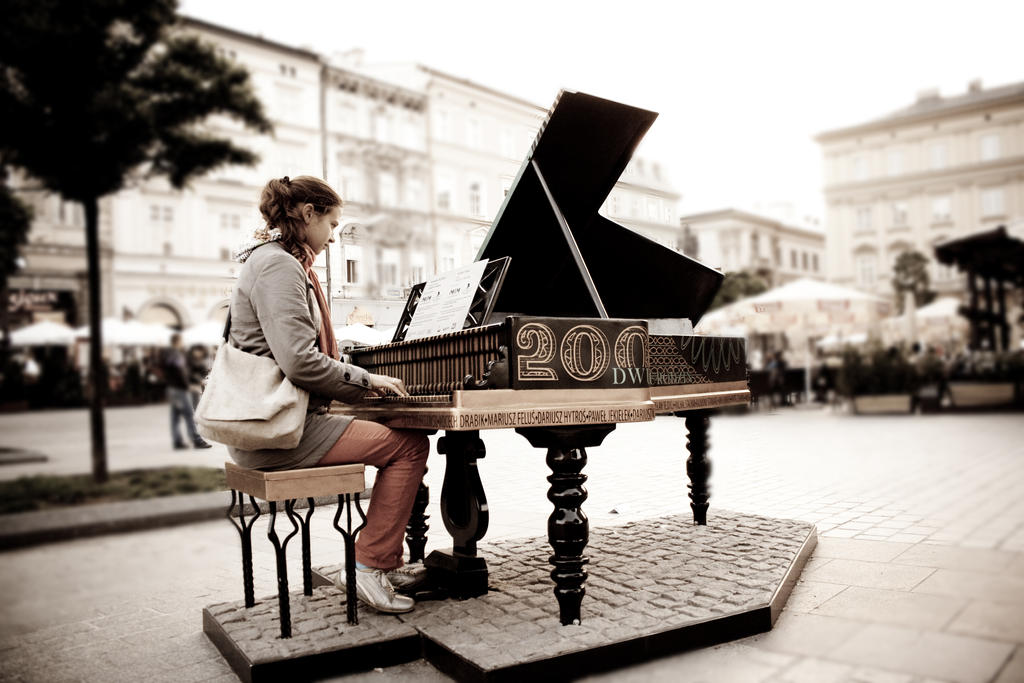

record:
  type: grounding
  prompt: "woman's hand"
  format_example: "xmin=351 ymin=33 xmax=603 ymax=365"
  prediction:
xmin=366 ymin=373 xmax=409 ymax=397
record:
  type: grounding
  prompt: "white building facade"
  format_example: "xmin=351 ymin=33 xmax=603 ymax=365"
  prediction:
xmin=10 ymin=17 xmax=685 ymax=333
xmin=817 ymin=80 xmax=1024 ymax=298
xmin=678 ymin=208 xmax=825 ymax=287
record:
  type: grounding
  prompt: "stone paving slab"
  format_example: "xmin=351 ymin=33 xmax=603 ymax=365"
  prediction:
xmin=205 ymin=510 xmax=814 ymax=682
xmin=203 ymin=587 xmax=421 ymax=683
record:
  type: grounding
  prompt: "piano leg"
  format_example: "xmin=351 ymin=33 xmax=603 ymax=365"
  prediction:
xmin=424 ymin=430 xmax=490 ymax=598
xmin=516 ymin=424 xmax=615 ymax=626
xmin=677 ymin=409 xmax=712 ymax=525
xmin=405 ymin=476 xmax=430 ymax=563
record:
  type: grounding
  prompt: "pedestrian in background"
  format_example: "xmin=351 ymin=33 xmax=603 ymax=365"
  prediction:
xmin=163 ymin=333 xmax=212 ymax=450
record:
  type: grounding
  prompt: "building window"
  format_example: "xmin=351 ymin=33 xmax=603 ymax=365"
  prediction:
xmin=466 ymin=116 xmax=481 ymax=148
xmin=436 ymin=108 xmax=452 ymax=142
xmin=163 ymin=241 xmax=173 ymax=256
xmin=980 ymin=134 xmax=1000 ymax=161
xmin=812 ymin=254 xmax=820 ymax=272
xmin=856 ymin=253 xmax=876 ymax=286
xmin=930 ymin=143 xmax=947 ymax=170
xmin=404 ymin=178 xmax=424 ymax=208
xmin=279 ymin=64 xmax=296 ymax=78
xmin=855 ymin=206 xmax=872 ymax=232
xmin=435 ymin=170 xmax=454 ymax=211
xmin=852 ymin=155 xmax=867 ymax=181
xmin=378 ymin=171 xmax=397 ymax=207
xmin=981 ymin=187 xmax=1004 ymax=216
xmin=346 ymin=259 xmax=359 ymax=283
xmin=931 ymin=196 xmax=951 ymax=223
xmin=468 ymin=182 xmax=482 ymax=217
xmin=378 ymin=263 xmax=398 ymax=286
xmin=219 ymin=247 xmax=230 ymax=261
xmin=886 ymin=149 xmax=903 ymax=176
xmin=646 ymin=197 xmax=658 ymax=220
xmin=499 ymin=127 xmax=515 ymax=158
xmin=220 ymin=213 xmax=240 ymax=230
xmin=790 ymin=250 xmax=797 ymax=268
xmin=891 ymin=201 xmax=908 ymax=226
xmin=801 ymin=252 xmax=808 ymax=270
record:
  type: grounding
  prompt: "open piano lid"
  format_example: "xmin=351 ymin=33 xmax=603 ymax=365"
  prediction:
xmin=476 ymin=90 xmax=723 ymax=325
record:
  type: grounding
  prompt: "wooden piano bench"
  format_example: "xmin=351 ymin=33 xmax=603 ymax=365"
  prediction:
xmin=223 ymin=461 xmax=367 ymax=638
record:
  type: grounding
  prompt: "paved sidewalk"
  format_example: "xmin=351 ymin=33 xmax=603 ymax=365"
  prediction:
xmin=0 ymin=408 xmax=1022 ymax=681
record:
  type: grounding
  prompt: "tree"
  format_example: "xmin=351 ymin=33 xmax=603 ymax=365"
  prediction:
xmin=0 ymin=0 xmax=272 ymax=482
xmin=709 ymin=270 xmax=769 ymax=311
xmin=0 ymin=182 xmax=33 ymax=363
xmin=891 ymin=250 xmax=936 ymax=314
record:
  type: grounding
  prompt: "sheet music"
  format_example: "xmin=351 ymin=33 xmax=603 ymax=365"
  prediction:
xmin=404 ymin=260 xmax=488 ymax=341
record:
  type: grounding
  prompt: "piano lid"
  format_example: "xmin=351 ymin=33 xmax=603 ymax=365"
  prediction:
xmin=476 ymin=90 xmax=724 ymax=325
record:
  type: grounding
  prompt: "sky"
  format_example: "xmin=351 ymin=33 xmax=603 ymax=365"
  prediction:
xmin=179 ymin=0 xmax=1024 ymax=226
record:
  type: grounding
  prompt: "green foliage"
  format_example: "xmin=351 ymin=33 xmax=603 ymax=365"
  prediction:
xmin=837 ymin=346 xmax=920 ymax=396
xmin=0 ymin=466 xmax=226 ymax=514
xmin=0 ymin=185 xmax=32 ymax=291
xmin=0 ymin=0 xmax=272 ymax=201
xmin=710 ymin=270 xmax=769 ymax=311
xmin=892 ymin=250 xmax=936 ymax=314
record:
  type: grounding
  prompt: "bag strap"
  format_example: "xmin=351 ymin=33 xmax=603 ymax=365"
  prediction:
xmin=221 ymin=309 xmax=232 ymax=343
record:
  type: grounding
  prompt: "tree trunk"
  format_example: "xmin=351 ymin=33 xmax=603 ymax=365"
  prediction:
xmin=84 ymin=196 xmax=108 ymax=483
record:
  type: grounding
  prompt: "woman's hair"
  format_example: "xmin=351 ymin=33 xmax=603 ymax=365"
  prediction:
xmin=258 ymin=175 xmax=343 ymax=262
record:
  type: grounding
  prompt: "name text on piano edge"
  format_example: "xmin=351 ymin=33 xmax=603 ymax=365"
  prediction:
xmin=390 ymin=407 xmax=656 ymax=430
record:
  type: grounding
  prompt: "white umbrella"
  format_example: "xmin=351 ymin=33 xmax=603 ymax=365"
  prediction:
xmin=182 ymin=320 xmax=226 ymax=347
xmin=696 ymin=278 xmax=892 ymax=400
xmin=74 ymin=318 xmax=174 ymax=346
xmin=9 ymin=320 xmax=76 ymax=346
xmin=334 ymin=323 xmax=393 ymax=348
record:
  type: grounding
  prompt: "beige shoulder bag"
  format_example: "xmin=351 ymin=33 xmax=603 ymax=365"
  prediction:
xmin=195 ymin=312 xmax=309 ymax=450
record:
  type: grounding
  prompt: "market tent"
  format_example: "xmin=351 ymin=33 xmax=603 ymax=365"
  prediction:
xmin=880 ymin=296 xmax=967 ymax=348
xmin=74 ymin=318 xmax=174 ymax=346
xmin=816 ymin=332 xmax=869 ymax=351
xmin=696 ymin=278 xmax=891 ymax=338
xmin=182 ymin=320 xmax=226 ymax=347
xmin=335 ymin=323 xmax=393 ymax=348
xmin=9 ymin=320 xmax=76 ymax=346
xmin=696 ymin=278 xmax=892 ymax=399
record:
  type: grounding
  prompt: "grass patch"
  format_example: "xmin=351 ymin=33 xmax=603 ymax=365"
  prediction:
xmin=0 ymin=467 xmax=226 ymax=514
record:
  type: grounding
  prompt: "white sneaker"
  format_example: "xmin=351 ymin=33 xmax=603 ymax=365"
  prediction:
xmin=355 ymin=568 xmax=415 ymax=614
xmin=386 ymin=563 xmax=428 ymax=592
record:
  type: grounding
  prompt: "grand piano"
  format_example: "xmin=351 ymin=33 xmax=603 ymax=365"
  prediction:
xmin=331 ymin=91 xmax=749 ymax=625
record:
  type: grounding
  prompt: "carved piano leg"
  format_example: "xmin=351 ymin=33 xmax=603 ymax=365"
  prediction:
xmin=424 ymin=430 xmax=490 ymax=598
xmin=517 ymin=424 xmax=615 ymax=626
xmin=405 ymin=475 xmax=430 ymax=563
xmin=677 ymin=409 xmax=712 ymax=525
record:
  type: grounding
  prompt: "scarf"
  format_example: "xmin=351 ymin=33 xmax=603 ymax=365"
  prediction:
xmin=296 ymin=242 xmax=339 ymax=360
xmin=235 ymin=228 xmax=339 ymax=360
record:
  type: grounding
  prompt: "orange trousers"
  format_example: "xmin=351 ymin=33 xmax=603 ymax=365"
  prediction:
xmin=318 ymin=420 xmax=429 ymax=570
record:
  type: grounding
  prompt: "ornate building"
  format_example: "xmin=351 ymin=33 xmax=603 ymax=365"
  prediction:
xmin=817 ymin=79 xmax=1024 ymax=298
xmin=10 ymin=17 xmax=686 ymax=333
xmin=678 ymin=208 xmax=825 ymax=287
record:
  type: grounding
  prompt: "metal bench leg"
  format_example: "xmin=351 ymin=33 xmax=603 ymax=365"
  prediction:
xmin=268 ymin=500 xmax=299 ymax=638
xmin=333 ymin=493 xmax=368 ymax=625
xmin=288 ymin=497 xmax=316 ymax=596
xmin=227 ymin=490 xmax=261 ymax=608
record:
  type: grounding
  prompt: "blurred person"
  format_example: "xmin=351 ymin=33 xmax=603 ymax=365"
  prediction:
xmin=163 ymin=333 xmax=212 ymax=449
xmin=767 ymin=350 xmax=788 ymax=407
xmin=227 ymin=175 xmax=429 ymax=614
xmin=187 ymin=345 xmax=211 ymax=409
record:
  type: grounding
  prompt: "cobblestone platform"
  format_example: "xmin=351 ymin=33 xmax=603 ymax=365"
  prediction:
xmin=204 ymin=510 xmax=815 ymax=682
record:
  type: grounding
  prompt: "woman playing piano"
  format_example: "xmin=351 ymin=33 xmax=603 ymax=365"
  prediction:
xmin=227 ymin=175 xmax=427 ymax=614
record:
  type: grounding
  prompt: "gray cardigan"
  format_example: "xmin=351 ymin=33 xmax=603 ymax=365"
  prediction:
xmin=226 ymin=241 xmax=371 ymax=470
